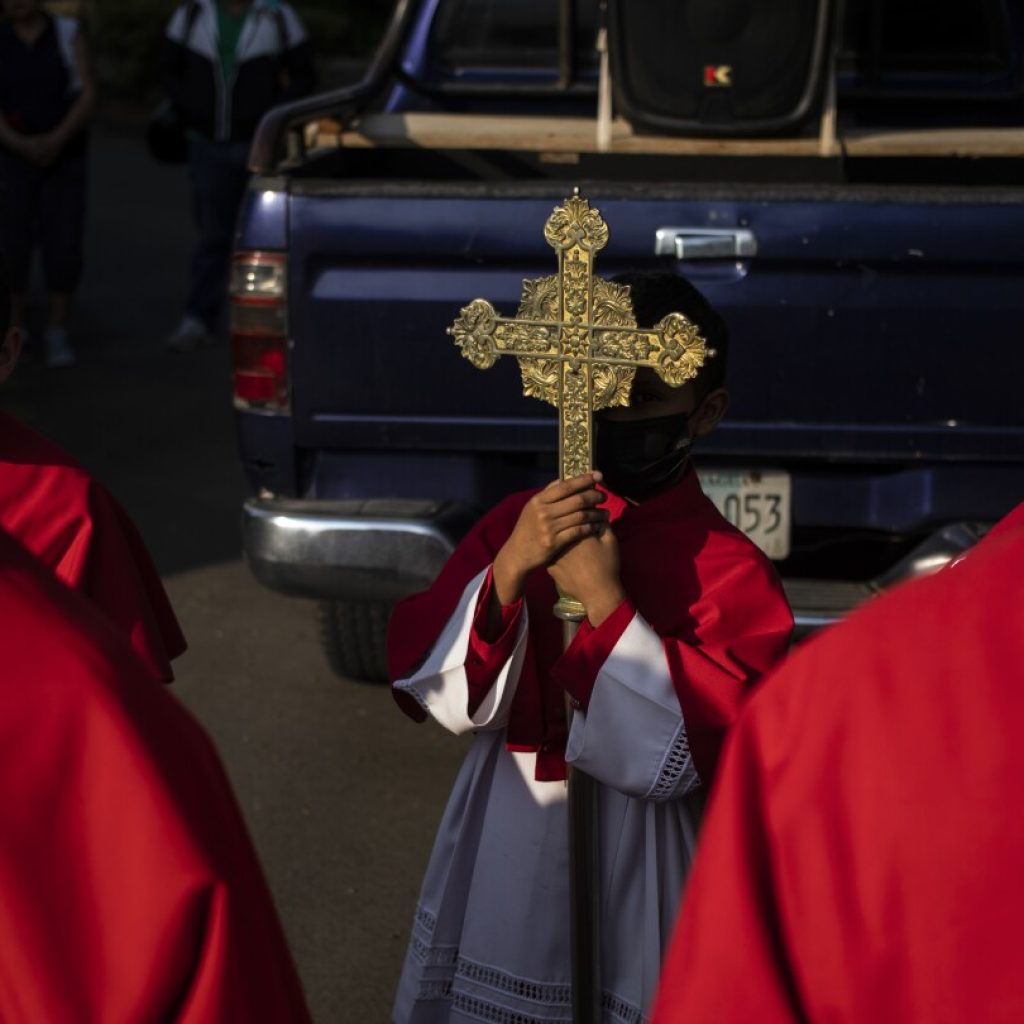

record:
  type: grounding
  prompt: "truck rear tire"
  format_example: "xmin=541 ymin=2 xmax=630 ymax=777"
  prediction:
xmin=318 ymin=600 xmax=393 ymax=683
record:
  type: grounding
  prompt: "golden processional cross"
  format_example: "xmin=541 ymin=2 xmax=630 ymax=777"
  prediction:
xmin=448 ymin=190 xmax=709 ymax=617
xmin=447 ymin=191 xmax=710 ymax=1023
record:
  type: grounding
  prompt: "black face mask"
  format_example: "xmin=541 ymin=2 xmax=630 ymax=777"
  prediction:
xmin=594 ymin=411 xmax=694 ymax=501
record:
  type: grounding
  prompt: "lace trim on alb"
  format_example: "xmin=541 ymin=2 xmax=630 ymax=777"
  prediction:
xmin=450 ymin=990 xmax=572 ymax=1023
xmin=601 ymin=990 xmax=644 ymax=1024
xmin=457 ymin=955 xmax=572 ymax=1005
xmin=410 ymin=904 xmax=458 ymax=971
xmin=417 ymin=979 xmax=454 ymax=1001
xmin=450 ymin=988 xmax=642 ymax=1024
xmin=407 ymin=906 xmax=645 ymax=1022
xmin=645 ymin=719 xmax=696 ymax=802
xmin=410 ymin=931 xmax=459 ymax=968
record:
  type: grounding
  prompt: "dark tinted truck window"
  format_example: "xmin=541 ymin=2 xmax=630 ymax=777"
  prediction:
xmin=843 ymin=0 xmax=1012 ymax=73
xmin=432 ymin=0 xmax=599 ymax=71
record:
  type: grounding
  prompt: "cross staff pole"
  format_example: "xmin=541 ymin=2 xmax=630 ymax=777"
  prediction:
xmin=448 ymin=191 xmax=708 ymax=1022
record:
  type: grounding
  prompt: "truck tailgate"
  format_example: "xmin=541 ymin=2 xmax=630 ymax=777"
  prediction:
xmin=285 ymin=182 xmax=1024 ymax=464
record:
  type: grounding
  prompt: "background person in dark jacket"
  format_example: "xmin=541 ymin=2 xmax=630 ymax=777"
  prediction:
xmin=159 ymin=0 xmax=314 ymax=352
xmin=0 ymin=0 xmax=95 ymax=367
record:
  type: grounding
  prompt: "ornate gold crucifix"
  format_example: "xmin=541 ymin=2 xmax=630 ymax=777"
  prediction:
xmin=448 ymin=190 xmax=710 ymax=617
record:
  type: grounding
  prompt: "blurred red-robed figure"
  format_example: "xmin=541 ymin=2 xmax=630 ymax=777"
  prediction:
xmin=654 ymin=503 xmax=1024 ymax=1024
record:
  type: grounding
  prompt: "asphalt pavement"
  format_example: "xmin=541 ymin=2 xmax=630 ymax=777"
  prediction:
xmin=1 ymin=119 xmax=467 ymax=1021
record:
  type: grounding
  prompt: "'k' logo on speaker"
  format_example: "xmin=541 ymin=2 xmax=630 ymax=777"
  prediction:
xmin=703 ymin=65 xmax=733 ymax=87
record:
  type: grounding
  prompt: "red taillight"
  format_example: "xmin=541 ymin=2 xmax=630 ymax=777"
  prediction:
xmin=233 ymin=335 xmax=289 ymax=406
xmin=230 ymin=251 xmax=289 ymax=411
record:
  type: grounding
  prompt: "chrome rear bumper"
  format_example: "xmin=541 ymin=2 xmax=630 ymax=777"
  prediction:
xmin=242 ymin=497 xmax=475 ymax=602
xmin=784 ymin=521 xmax=986 ymax=640
xmin=244 ymin=497 xmax=986 ymax=635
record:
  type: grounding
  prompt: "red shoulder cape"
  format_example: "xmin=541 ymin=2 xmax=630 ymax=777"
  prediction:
xmin=0 ymin=411 xmax=186 ymax=681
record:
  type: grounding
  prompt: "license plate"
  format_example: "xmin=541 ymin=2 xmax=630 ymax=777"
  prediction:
xmin=697 ymin=469 xmax=792 ymax=560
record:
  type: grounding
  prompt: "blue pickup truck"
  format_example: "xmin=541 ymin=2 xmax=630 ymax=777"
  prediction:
xmin=231 ymin=0 xmax=1024 ymax=680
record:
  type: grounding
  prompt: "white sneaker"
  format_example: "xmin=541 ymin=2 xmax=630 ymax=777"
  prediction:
xmin=166 ymin=315 xmax=214 ymax=352
xmin=44 ymin=327 xmax=75 ymax=367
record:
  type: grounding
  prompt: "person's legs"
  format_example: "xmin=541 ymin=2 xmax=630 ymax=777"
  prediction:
xmin=171 ymin=137 xmax=250 ymax=351
xmin=37 ymin=151 xmax=87 ymax=366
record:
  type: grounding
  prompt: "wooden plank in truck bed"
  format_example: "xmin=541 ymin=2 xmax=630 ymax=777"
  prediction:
xmin=310 ymin=112 xmax=1024 ymax=160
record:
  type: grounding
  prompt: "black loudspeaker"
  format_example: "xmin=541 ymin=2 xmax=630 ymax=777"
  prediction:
xmin=609 ymin=0 xmax=836 ymax=136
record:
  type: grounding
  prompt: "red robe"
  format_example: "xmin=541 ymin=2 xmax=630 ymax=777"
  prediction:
xmin=0 ymin=411 xmax=185 ymax=681
xmin=389 ymin=471 xmax=794 ymax=783
xmin=653 ymin=503 xmax=1024 ymax=1024
xmin=0 ymin=526 xmax=310 ymax=1022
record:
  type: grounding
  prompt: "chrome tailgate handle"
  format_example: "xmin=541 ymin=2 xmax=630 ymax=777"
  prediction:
xmin=655 ymin=227 xmax=758 ymax=260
